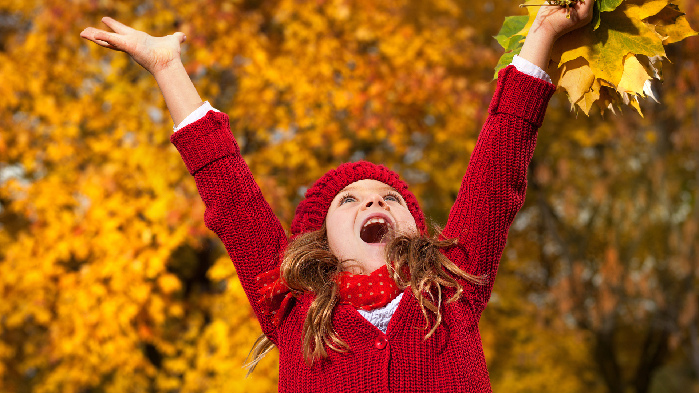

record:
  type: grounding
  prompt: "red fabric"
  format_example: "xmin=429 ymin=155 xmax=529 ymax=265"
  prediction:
xmin=256 ymin=268 xmax=299 ymax=327
xmin=258 ymin=265 xmax=403 ymax=324
xmin=171 ymin=65 xmax=556 ymax=393
xmin=335 ymin=265 xmax=403 ymax=310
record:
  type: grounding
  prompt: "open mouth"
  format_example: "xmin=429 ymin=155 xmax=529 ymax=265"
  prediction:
xmin=360 ymin=217 xmax=391 ymax=244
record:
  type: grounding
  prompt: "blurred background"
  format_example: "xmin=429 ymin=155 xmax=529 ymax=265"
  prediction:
xmin=0 ymin=0 xmax=697 ymax=391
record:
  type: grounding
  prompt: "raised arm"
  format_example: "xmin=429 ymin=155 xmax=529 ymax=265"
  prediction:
xmin=442 ymin=1 xmax=594 ymax=311
xmin=81 ymin=18 xmax=288 ymax=341
xmin=170 ymin=111 xmax=288 ymax=342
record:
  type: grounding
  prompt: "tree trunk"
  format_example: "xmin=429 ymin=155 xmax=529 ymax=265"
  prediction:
xmin=594 ymin=329 xmax=625 ymax=393
xmin=633 ymin=329 xmax=669 ymax=393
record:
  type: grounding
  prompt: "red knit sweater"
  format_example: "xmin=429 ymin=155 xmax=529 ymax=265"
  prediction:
xmin=170 ymin=66 xmax=555 ymax=392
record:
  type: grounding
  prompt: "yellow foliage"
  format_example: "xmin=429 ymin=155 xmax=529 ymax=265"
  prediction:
xmin=2 ymin=0 xmax=698 ymax=391
xmin=504 ymin=0 xmax=697 ymax=116
xmin=556 ymin=57 xmax=596 ymax=106
xmin=0 ymin=0 xmax=492 ymax=390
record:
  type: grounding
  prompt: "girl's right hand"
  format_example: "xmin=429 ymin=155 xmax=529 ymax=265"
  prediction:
xmin=80 ymin=17 xmax=186 ymax=75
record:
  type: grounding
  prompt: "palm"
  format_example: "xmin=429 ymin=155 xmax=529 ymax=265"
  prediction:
xmin=80 ymin=17 xmax=185 ymax=74
xmin=536 ymin=0 xmax=595 ymax=39
xmin=130 ymin=35 xmax=182 ymax=73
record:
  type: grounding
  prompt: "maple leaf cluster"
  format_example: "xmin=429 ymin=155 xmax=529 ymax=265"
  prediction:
xmin=495 ymin=0 xmax=697 ymax=115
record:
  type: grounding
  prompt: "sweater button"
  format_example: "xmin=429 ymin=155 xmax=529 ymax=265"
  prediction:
xmin=374 ymin=336 xmax=388 ymax=350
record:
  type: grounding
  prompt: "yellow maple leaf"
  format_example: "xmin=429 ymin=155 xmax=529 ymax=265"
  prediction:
xmin=554 ymin=2 xmax=667 ymax=86
xmin=577 ymin=78 xmax=603 ymax=115
xmin=500 ymin=0 xmax=696 ymax=115
xmin=656 ymin=14 xmax=698 ymax=43
xmin=646 ymin=4 xmax=699 ymax=44
xmin=617 ymin=54 xmax=652 ymax=96
xmin=624 ymin=0 xmax=669 ymax=20
xmin=555 ymin=57 xmax=596 ymax=105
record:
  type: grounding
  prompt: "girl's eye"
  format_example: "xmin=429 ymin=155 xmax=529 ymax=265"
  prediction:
xmin=339 ymin=193 xmax=357 ymax=205
xmin=384 ymin=192 xmax=401 ymax=203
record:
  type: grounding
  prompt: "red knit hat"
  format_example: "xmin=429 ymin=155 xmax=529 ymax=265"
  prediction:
xmin=290 ymin=161 xmax=427 ymax=236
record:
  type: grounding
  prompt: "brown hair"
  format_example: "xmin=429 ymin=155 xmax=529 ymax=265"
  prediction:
xmin=244 ymin=223 xmax=484 ymax=374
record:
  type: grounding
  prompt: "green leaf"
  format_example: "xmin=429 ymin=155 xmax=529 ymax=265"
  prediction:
xmin=592 ymin=1 xmax=602 ymax=30
xmin=494 ymin=39 xmax=525 ymax=79
xmin=598 ymin=0 xmax=624 ymax=12
xmin=494 ymin=16 xmax=529 ymax=49
xmin=506 ymin=34 xmax=525 ymax=51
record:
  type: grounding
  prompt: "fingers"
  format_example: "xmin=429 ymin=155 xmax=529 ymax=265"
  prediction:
xmin=80 ymin=27 xmax=124 ymax=52
xmin=101 ymin=16 xmax=134 ymax=35
xmin=95 ymin=30 xmax=126 ymax=49
xmin=571 ymin=0 xmax=594 ymax=27
xmin=173 ymin=32 xmax=186 ymax=44
xmin=575 ymin=0 xmax=595 ymax=20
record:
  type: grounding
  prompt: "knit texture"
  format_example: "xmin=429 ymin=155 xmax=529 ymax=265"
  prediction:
xmin=291 ymin=161 xmax=427 ymax=236
xmin=170 ymin=65 xmax=556 ymax=393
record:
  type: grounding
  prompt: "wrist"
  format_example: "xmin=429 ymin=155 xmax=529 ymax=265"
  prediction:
xmin=529 ymin=19 xmax=559 ymax=46
xmin=150 ymin=59 xmax=204 ymax=126
xmin=518 ymin=37 xmax=554 ymax=70
xmin=151 ymin=58 xmax=185 ymax=79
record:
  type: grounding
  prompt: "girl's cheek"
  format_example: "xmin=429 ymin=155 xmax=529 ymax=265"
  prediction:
xmin=396 ymin=217 xmax=418 ymax=236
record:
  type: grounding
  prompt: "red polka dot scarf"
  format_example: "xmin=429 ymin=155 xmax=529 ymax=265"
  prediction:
xmin=257 ymin=265 xmax=403 ymax=326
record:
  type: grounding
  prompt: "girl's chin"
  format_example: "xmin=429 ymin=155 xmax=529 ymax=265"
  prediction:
xmin=364 ymin=241 xmax=387 ymax=247
xmin=361 ymin=243 xmax=386 ymax=256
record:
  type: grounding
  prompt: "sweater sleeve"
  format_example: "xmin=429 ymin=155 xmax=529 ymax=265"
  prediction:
xmin=442 ymin=65 xmax=555 ymax=313
xmin=173 ymin=101 xmax=219 ymax=132
xmin=170 ymin=111 xmax=287 ymax=343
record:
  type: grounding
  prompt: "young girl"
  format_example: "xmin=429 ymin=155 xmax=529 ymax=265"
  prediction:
xmin=81 ymin=3 xmax=593 ymax=391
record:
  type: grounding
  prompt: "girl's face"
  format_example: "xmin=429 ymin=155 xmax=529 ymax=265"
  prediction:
xmin=325 ymin=179 xmax=418 ymax=275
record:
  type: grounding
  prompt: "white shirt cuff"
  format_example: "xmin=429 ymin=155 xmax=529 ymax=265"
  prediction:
xmin=512 ymin=55 xmax=552 ymax=84
xmin=173 ymin=101 xmax=220 ymax=132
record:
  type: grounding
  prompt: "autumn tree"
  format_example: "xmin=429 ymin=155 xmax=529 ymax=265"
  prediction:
xmin=489 ymin=1 xmax=699 ymax=392
xmin=0 ymin=0 xmax=502 ymax=391
xmin=1 ymin=0 xmax=697 ymax=392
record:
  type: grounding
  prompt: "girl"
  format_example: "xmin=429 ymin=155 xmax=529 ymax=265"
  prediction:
xmin=81 ymin=2 xmax=594 ymax=392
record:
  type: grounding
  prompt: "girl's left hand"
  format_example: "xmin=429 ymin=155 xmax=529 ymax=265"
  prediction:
xmin=532 ymin=0 xmax=595 ymax=40
xmin=81 ymin=17 xmax=186 ymax=76
xmin=518 ymin=0 xmax=595 ymax=69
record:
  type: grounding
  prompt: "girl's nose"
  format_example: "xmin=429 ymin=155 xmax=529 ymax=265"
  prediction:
xmin=363 ymin=194 xmax=389 ymax=210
